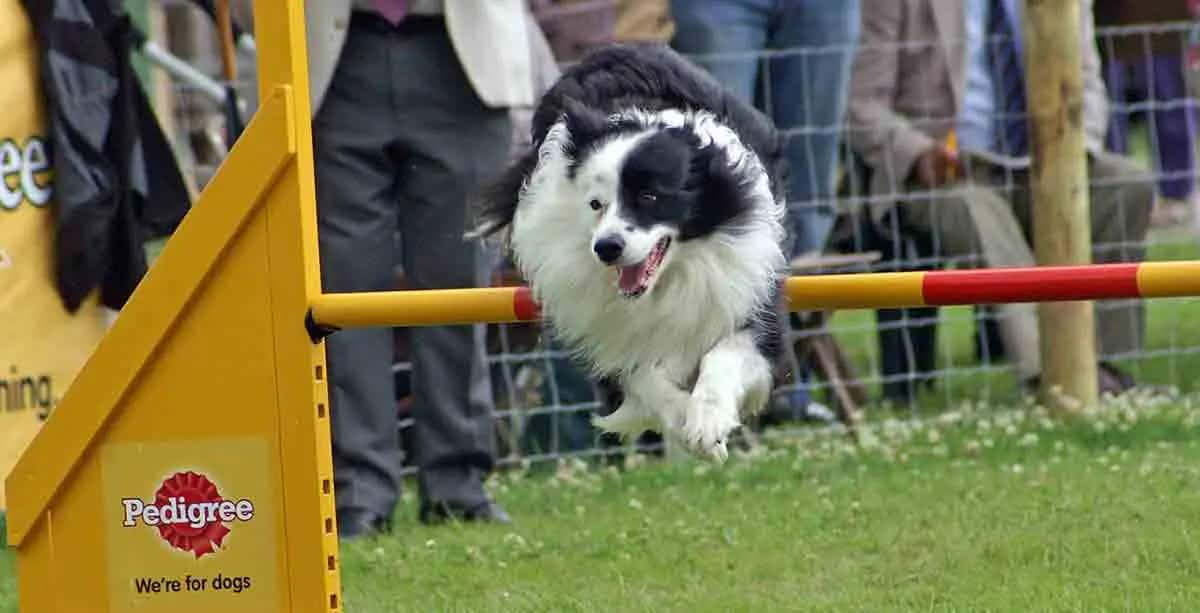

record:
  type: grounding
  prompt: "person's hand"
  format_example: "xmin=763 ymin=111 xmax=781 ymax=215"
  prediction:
xmin=912 ymin=144 xmax=963 ymax=189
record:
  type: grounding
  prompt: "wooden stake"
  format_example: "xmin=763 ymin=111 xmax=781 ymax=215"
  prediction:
xmin=1022 ymin=0 xmax=1098 ymax=413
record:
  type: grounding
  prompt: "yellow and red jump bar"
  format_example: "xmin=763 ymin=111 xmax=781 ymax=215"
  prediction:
xmin=306 ymin=261 xmax=1200 ymax=337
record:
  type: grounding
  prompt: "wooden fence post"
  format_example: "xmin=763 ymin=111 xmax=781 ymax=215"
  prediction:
xmin=1022 ymin=0 xmax=1099 ymax=413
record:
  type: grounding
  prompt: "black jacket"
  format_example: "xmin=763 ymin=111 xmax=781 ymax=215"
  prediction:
xmin=20 ymin=0 xmax=191 ymax=312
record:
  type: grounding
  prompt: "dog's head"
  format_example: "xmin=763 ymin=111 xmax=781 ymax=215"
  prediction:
xmin=473 ymin=101 xmax=776 ymax=302
xmin=560 ymin=104 xmax=759 ymax=300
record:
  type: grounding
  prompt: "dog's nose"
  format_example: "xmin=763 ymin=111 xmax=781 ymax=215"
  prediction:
xmin=593 ymin=235 xmax=625 ymax=264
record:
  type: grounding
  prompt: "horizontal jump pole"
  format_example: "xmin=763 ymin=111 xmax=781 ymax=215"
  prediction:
xmin=305 ymin=261 xmax=1200 ymax=336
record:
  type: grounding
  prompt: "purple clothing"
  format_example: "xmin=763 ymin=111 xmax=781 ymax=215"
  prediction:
xmin=1105 ymin=52 xmax=1197 ymax=199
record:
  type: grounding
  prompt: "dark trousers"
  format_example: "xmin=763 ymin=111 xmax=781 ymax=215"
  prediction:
xmin=312 ymin=13 xmax=511 ymax=517
xmin=1105 ymin=53 xmax=1197 ymax=200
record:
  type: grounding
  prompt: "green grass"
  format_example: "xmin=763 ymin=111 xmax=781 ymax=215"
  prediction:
xmin=0 ymin=514 xmax=9 ymax=612
xmin=343 ymin=396 xmax=1200 ymax=611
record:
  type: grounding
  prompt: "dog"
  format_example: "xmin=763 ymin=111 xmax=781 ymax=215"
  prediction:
xmin=471 ymin=44 xmax=790 ymax=462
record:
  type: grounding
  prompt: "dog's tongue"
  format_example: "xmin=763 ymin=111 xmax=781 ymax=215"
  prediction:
xmin=618 ymin=262 xmax=647 ymax=293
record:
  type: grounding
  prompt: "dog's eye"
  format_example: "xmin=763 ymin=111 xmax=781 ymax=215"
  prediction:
xmin=637 ymin=191 xmax=657 ymax=205
xmin=589 ymin=199 xmax=602 ymax=211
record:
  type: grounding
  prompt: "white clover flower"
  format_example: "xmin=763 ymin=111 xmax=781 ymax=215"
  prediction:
xmin=939 ymin=411 xmax=964 ymax=426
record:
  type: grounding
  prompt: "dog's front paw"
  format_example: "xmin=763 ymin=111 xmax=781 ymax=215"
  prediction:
xmin=592 ymin=403 xmax=658 ymax=441
xmin=680 ymin=387 xmax=740 ymax=463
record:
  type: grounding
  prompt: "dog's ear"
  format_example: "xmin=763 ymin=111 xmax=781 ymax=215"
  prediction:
xmin=468 ymin=147 xmax=539 ymax=241
xmin=560 ymin=97 xmax=609 ymax=155
xmin=680 ymin=143 xmax=754 ymax=239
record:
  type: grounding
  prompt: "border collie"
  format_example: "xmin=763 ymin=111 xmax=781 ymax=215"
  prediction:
xmin=472 ymin=44 xmax=790 ymax=462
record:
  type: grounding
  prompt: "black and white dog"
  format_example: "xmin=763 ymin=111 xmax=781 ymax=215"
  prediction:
xmin=472 ymin=44 xmax=790 ymax=462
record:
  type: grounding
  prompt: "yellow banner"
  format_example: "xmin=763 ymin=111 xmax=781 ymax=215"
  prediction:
xmin=0 ymin=0 xmax=110 ymax=509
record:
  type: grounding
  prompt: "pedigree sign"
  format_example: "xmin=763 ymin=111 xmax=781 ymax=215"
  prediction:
xmin=102 ymin=438 xmax=281 ymax=612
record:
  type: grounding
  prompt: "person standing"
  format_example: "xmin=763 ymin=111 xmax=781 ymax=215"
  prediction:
xmin=304 ymin=0 xmax=536 ymax=538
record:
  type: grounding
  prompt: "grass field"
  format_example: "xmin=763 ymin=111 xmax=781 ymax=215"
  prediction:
xmin=342 ymin=398 xmax=1200 ymax=610
xmin=1 ymin=239 xmax=1198 ymax=611
xmin=360 ymin=395 xmax=1200 ymax=611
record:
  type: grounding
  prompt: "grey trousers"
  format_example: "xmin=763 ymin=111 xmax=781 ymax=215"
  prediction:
xmin=900 ymin=152 xmax=1154 ymax=380
xmin=312 ymin=15 xmax=510 ymax=516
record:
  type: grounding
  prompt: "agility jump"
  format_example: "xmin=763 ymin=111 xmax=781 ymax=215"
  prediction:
xmin=5 ymin=1 xmax=1200 ymax=612
xmin=305 ymin=261 xmax=1200 ymax=331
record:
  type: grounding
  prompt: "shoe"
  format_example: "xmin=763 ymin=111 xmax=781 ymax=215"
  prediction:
xmin=1022 ymin=363 xmax=1143 ymax=398
xmin=1097 ymin=362 xmax=1134 ymax=396
xmin=419 ymin=500 xmax=512 ymax=525
xmin=336 ymin=507 xmax=393 ymax=540
xmin=1099 ymin=362 xmax=1175 ymax=397
xmin=1020 ymin=375 xmax=1040 ymax=397
xmin=802 ymin=401 xmax=838 ymax=424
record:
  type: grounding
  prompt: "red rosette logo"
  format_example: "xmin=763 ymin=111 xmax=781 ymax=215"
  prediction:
xmin=121 ymin=471 xmax=256 ymax=559
xmin=153 ymin=472 xmax=230 ymax=558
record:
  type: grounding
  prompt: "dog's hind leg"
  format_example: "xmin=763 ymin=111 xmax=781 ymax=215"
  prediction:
xmin=592 ymin=363 xmax=693 ymax=440
xmin=591 ymin=405 xmax=659 ymax=441
xmin=682 ymin=329 xmax=774 ymax=462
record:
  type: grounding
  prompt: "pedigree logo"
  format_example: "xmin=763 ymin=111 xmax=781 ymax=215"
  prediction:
xmin=122 ymin=471 xmax=255 ymax=559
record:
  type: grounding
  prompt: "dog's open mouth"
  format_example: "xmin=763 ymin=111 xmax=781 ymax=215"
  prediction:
xmin=617 ymin=237 xmax=671 ymax=298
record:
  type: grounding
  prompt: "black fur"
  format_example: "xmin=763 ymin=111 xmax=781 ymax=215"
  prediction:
xmin=595 ymin=375 xmax=625 ymax=417
xmin=473 ymin=43 xmax=788 ymax=238
xmin=613 ymin=128 xmax=760 ymax=241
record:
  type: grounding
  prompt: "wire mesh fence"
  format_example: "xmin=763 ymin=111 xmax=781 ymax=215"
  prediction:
xmin=155 ymin=12 xmax=1200 ymax=474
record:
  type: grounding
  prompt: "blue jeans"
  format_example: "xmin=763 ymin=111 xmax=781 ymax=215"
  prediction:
xmin=670 ymin=0 xmax=860 ymax=416
xmin=670 ymin=0 xmax=860 ymax=257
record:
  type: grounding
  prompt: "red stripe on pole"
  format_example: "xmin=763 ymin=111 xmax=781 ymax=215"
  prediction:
xmin=922 ymin=264 xmax=1142 ymax=305
xmin=513 ymin=286 xmax=541 ymax=321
